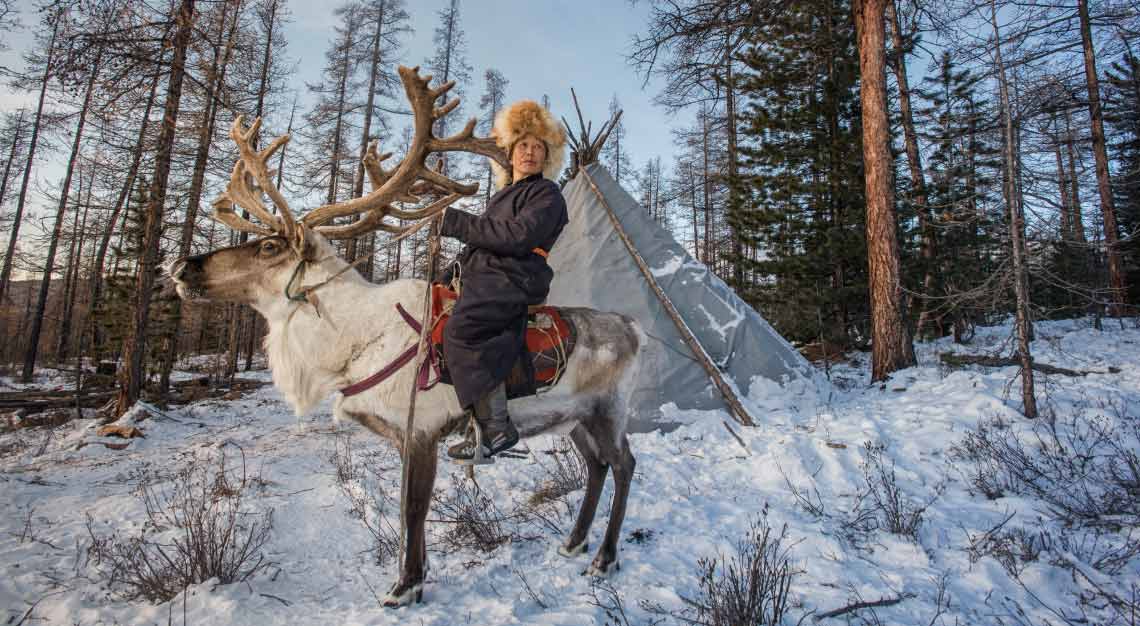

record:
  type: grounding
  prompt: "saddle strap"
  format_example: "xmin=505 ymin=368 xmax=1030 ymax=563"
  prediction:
xmin=339 ymin=303 xmax=440 ymax=398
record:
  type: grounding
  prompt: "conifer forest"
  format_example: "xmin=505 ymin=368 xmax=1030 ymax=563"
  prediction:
xmin=2 ymin=0 xmax=1140 ymax=622
xmin=0 ymin=0 xmax=1135 ymax=403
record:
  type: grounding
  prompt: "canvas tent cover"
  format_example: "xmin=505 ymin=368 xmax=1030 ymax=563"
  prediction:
xmin=548 ymin=163 xmax=823 ymax=431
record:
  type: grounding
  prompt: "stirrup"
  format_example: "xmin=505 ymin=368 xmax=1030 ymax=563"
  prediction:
xmin=452 ymin=422 xmax=495 ymax=466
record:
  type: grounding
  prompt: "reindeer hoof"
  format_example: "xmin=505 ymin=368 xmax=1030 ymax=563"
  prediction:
xmin=382 ymin=581 xmax=424 ymax=608
xmin=582 ymin=559 xmax=620 ymax=578
xmin=558 ymin=539 xmax=588 ymax=558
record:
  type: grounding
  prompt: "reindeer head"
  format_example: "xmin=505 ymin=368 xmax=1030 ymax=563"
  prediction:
xmin=171 ymin=65 xmax=509 ymax=308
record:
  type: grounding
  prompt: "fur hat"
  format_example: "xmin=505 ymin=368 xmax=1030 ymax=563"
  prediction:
xmin=490 ymin=99 xmax=566 ymax=189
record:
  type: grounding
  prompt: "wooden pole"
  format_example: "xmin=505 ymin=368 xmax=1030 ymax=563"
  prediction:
xmin=580 ymin=166 xmax=756 ymax=427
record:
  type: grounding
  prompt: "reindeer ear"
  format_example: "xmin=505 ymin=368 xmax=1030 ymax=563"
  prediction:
xmin=291 ymin=224 xmax=312 ymax=259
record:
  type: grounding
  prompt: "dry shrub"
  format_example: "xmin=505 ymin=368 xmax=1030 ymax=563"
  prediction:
xmin=327 ymin=434 xmax=400 ymax=564
xmin=679 ymin=515 xmax=800 ymax=626
xmin=86 ymin=445 xmax=274 ymax=602
xmin=432 ymin=473 xmax=515 ymax=552
xmin=527 ymin=441 xmax=587 ymax=507
xmin=856 ymin=442 xmax=943 ymax=542
xmin=952 ymin=402 xmax=1140 ymax=527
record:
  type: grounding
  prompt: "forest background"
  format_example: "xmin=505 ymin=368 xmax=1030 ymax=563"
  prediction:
xmin=0 ymin=0 xmax=1137 ymax=420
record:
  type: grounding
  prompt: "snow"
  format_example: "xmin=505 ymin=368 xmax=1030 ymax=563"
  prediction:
xmin=3 ymin=317 xmax=1140 ymax=624
xmin=649 ymin=254 xmax=684 ymax=278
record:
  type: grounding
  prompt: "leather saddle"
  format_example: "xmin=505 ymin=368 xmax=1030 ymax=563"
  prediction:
xmin=428 ymin=285 xmax=578 ymax=399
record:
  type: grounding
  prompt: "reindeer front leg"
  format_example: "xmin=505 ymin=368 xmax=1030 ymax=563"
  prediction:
xmin=383 ymin=432 xmax=438 ymax=608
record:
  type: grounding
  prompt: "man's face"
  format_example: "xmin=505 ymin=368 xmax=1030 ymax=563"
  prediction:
xmin=511 ymin=134 xmax=547 ymax=179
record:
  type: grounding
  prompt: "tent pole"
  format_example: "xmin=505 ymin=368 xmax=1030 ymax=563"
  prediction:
xmin=580 ymin=167 xmax=756 ymax=427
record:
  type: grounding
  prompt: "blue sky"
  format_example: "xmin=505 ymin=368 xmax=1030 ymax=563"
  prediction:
xmin=285 ymin=0 xmax=677 ymax=177
xmin=0 ymin=0 xmax=679 ymax=213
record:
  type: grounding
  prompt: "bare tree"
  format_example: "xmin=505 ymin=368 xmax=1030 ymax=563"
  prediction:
xmin=602 ymin=94 xmax=633 ymax=186
xmin=478 ymin=68 xmax=508 ymax=205
xmin=988 ymin=0 xmax=1037 ymax=417
xmin=160 ymin=0 xmax=244 ymax=394
xmin=115 ymin=0 xmax=196 ymax=416
xmin=21 ymin=46 xmax=102 ymax=381
xmin=1077 ymin=0 xmax=1127 ymax=315
xmin=0 ymin=7 xmax=61 ymax=307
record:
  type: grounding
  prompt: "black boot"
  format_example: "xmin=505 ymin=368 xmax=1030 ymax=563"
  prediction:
xmin=448 ymin=382 xmax=519 ymax=465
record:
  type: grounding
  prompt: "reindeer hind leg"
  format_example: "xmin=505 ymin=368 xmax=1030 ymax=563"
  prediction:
xmin=586 ymin=432 xmax=635 ymax=577
xmin=559 ymin=425 xmax=608 ymax=558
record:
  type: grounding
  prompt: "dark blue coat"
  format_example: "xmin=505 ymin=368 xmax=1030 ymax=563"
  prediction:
xmin=439 ymin=173 xmax=568 ymax=408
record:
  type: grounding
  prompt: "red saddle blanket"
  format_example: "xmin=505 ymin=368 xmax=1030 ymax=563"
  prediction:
xmin=428 ymin=285 xmax=577 ymax=392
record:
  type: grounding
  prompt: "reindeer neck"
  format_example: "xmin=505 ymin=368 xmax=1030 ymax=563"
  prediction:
xmin=256 ymin=255 xmax=385 ymax=415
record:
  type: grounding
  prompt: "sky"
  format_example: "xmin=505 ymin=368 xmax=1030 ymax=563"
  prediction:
xmin=285 ymin=0 xmax=678 ymax=177
xmin=0 ymin=0 xmax=682 ymax=206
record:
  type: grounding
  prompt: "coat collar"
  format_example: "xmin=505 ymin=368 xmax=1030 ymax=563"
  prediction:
xmin=511 ymin=173 xmax=544 ymax=186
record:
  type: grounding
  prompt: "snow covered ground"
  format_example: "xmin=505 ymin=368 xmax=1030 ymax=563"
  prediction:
xmin=2 ymin=317 xmax=1138 ymax=625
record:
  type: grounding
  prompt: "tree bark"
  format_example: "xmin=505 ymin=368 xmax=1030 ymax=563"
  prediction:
xmin=161 ymin=1 xmax=240 ymax=394
xmin=350 ymin=0 xmax=388 ymax=278
xmin=21 ymin=52 xmax=101 ymax=382
xmin=1077 ymin=0 xmax=1126 ymax=315
xmin=854 ymin=0 xmax=915 ymax=382
xmin=0 ymin=15 xmax=59 ymax=306
xmin=57 ymin=164 xmax=94 ymax=361
xmin=1063 ymin=110 xmax=1087 ymax=243
xmin=115 ymin=0 xmax=196 ymax=416
xmin=1053 ymin=123 xmax=1072 ymax=240
xmin=87 ymin=72 xmax=159 ymax=357
xmin=990 ymin=0 xmax=1037 ymax=418
xmin=0 ymin=109 xmax=26 ymax=226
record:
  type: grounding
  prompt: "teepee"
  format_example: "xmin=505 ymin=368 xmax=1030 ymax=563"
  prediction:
xmin=547 ymin=160 xmax=826 ymax=432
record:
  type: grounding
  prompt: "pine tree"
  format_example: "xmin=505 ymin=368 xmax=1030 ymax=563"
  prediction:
xmin=733 ymin=0 xmax=867 ymax=347
xmin=913 ymin=52 xmax=1000 ymax=338
xmin=602 ymin=94 xmax=633 ymax=188
xmin=1105 ymin=47 xmax=1140 ymax=306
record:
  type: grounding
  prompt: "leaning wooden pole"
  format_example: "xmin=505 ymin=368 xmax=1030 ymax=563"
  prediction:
xmin=579 ymin=166 xmax=755 ymax=427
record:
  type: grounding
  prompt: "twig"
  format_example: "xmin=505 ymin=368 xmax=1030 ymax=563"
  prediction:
xmin=259 ymin=592 xmax=291 ymax=606
xmin=514 ymin=568 xmax=548 ymax=609
xmin=814 ymin=593 xmax=916 ymax=621
xmin=722 ymin=420 xmax=749 ymax=452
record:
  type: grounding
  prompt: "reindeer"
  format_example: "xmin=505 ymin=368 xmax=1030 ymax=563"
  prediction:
xmin=169 ymin=66 xmax=640 ymax=607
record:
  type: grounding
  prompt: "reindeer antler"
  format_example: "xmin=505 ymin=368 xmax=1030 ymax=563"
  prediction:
xmin=300 ymin=66 xmax=506 ymax=238
xmin=211 ymin=66 xmax=509 ymax=243
xmin=213 ymin=116 xmax=297 ymax=240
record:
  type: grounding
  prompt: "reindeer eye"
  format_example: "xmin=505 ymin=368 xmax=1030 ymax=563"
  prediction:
xmin=260 ymin=240 xmax=280 ymax=255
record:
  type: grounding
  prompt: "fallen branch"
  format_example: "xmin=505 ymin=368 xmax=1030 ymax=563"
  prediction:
xmin=938 ymin=353 xmax=1118 ymax=377
xmin=814 ymin=593 xmax=916 ymax=621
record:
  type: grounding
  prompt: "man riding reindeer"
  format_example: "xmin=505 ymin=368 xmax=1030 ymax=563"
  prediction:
xmin=438 ymin=100 xmax=568 ymax=464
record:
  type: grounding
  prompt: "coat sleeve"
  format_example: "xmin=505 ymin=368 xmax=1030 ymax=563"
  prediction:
xmin=440 ymin=181 xmax=566 ymax=256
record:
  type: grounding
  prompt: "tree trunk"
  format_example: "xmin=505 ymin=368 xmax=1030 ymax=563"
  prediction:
xmin=1078 ymin=0 xmax=1126 ymax=315
xmin=161 ymin=1 xmax=240 ymax=394
xmin=57 ymin=164 xmax=94 ymax=361
xmin=0 ymin=16 xmax=59 ymax=306
xmin=724 ymin=30 xmax=744 ymax=290
xmin=1063 ymin=110 xmax=1087 ymax=243
xmin=115 ymin=0 xmax=196 ymax=416
xmin=990 ymin=0 xmax=1036 ymax=418
xmin=21 ymin=52 xmax=101 ymax=382
xmin=886 ymin=0 xmax=936 ymax=340
xmin=854 ymin=0 xmax=915 ymax=382
xmin=701 ymin=110 xmax=712 ymax=265
xmin=1053 ymin=126 xmax=1072 ymax=240
xmin=88 ymin=72 xmax=159 ymax=356
xmin=351 ymin=0 xmax=388 ymax=279
xmin=0 ymin=109 xmax=26 ymax=225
